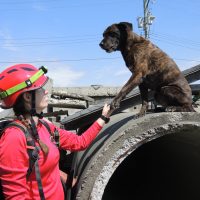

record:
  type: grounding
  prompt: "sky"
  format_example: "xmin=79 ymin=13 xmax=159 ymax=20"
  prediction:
xmin=0 ymin=0 xmax=200 ymax=87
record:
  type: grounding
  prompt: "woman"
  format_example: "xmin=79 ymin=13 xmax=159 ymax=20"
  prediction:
xmin=0 ymin=64 xmax=111 ymax=200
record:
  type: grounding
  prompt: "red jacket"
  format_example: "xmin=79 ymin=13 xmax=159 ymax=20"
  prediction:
xmin=0 ymin=119 xmax=102 ymax=200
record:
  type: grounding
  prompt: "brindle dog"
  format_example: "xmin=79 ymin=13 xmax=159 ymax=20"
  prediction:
xmin=99 ymin=22 xmax=195 ymax=116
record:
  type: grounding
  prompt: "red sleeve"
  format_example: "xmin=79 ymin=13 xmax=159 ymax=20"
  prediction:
xmin=44 ymin=119 xmax=103 ymax=151
xmin=0 ymin=127 xmax=29 ymax=200
xmin=59 ymin=121 xmax=102 ymax=151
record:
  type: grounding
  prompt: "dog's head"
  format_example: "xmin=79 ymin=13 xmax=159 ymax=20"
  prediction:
xmin=99 ymin=22 xmax=133 ymax=53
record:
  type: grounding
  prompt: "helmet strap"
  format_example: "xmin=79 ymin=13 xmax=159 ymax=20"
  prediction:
xmin=30 ymin=90 xmax=36 ymax=115
xmin=29 ymin=91 xmax=49 ymax=155
xmin=30 ymin=90 xmax=43 ymax=119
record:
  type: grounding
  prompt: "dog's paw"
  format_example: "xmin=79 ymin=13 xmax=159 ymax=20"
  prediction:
xmin=192 ymin=102 xmax=199 ymax=108
xmin=135 ymin=106 xmax=147 ymax=119
xmin=110 ymin=99 xmax=121 ymax=110
xmin=135 ymin=111 xmax=146 ymax=119
xmin=165 ymin=106 xmax=177 ymax=112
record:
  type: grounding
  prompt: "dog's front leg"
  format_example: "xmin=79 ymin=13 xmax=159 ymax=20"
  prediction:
xmin=138 ymin=83 xmax=148 ymax=117
xmin=110 ymin=72 xmax=143 ymax=113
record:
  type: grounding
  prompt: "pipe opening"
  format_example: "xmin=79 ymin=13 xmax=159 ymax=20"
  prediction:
xmin=102 ymin=125 xmax=200 ymax=200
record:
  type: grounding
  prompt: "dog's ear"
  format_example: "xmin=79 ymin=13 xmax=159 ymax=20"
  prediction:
xmin=118 ymin=22 xmax=133 ymax=31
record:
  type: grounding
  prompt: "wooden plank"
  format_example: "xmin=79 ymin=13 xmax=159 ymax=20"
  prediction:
xmin=52 ymin=90 xmax=94 ymax=102
xmin=48 ymin=98 xmax=86 ymax=109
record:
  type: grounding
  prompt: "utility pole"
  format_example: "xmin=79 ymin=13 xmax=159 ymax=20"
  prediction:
xmin=137 ymin=0 xmax=155 ymax=39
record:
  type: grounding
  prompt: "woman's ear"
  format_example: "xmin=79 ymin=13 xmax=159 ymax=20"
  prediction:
xmin=23 ymin=92 xmax=32 ymax=103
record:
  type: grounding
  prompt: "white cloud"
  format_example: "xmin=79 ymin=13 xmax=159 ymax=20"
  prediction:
xmin=0 ymin=30 xmax=18 ymax=51
xmin=46 ymin=63 xmax=84 ymax=87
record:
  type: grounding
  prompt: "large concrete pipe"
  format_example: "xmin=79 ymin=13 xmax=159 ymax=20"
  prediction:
xmin=73 ymin=112 xmax=200 ymax=200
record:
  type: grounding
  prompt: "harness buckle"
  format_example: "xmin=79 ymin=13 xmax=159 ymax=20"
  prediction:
xmin=25 ymin=79 xmax=32 ymax=87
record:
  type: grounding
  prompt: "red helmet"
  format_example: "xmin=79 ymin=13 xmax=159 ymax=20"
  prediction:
xmin=0 ymin=64 xmax=48 ymax=109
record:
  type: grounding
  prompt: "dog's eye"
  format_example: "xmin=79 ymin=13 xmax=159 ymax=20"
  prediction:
xmin=109 ymin=32 xmax=119 ymax=38
xmin=109 ymin=33 xmax=116 ymax=37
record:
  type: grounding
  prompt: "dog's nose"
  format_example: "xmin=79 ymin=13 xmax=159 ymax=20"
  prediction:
xmin=99 ymin=41 xmax=104 ymax=48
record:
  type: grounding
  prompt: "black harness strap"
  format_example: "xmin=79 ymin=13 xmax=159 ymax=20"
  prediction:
xmin=29 ymin=117 xmax=46 ymax=200
xmin=34 ymin=153 xmax=45 ymax=200
xmin=39 ymin=119 xmax=60 ymax=148
xmin=27 ymin=143 xmax=39 ymax=178
xmin=39 ymin=119 xmax=51 ymax=134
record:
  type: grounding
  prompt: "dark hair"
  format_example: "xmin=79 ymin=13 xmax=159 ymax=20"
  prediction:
xmin=13 ymin=93 xmax=30 ymax=116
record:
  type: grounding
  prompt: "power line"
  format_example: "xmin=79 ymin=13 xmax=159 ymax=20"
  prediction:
xmin=0 ymin=57 xmax=122 ymax=64
xmin=1 ymin=31 xmax=199 ymax=48
xmin=150 ymin=32 xmax=200 ymax=47
xmin=0 ymin=0 xmax=131 ymax=11
xmin=0 ymin=57 xmax=199 ymax=64
xmin=0 ymin=37 xmax=99 ymax=47
xmin=0 ymin=34 xmax=100 ymax=41
xmin=1 ymin=33 xmax=200 ymax=51
xmin=151 ymin=37 xmax=200 ymax=52
xmin=0 ymin=0 xmax=59 ymax=5
xmin=0 ymin=32 xmax=199 ymax=47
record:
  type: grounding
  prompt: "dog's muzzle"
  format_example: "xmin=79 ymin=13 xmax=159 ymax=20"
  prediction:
xmin=99 ymin=39 xmax=118 ymax=53
xmin=99 ymin=41 xmax=110 ymax=52
xmin=99 ymin=41 xmax=105 ymax=49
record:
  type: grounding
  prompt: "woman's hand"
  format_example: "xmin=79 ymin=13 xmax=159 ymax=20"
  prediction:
xmin=97 ymin=103 xmax=111 ymax=126
xmin=102 ymin=103 xmax=111 ymax=118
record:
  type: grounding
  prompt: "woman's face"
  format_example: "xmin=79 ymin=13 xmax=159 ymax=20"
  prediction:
xmin=23 ymin=79 xmax=51 ymax=114
xmin=35 ymin=87 xmax=49 ymax=112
